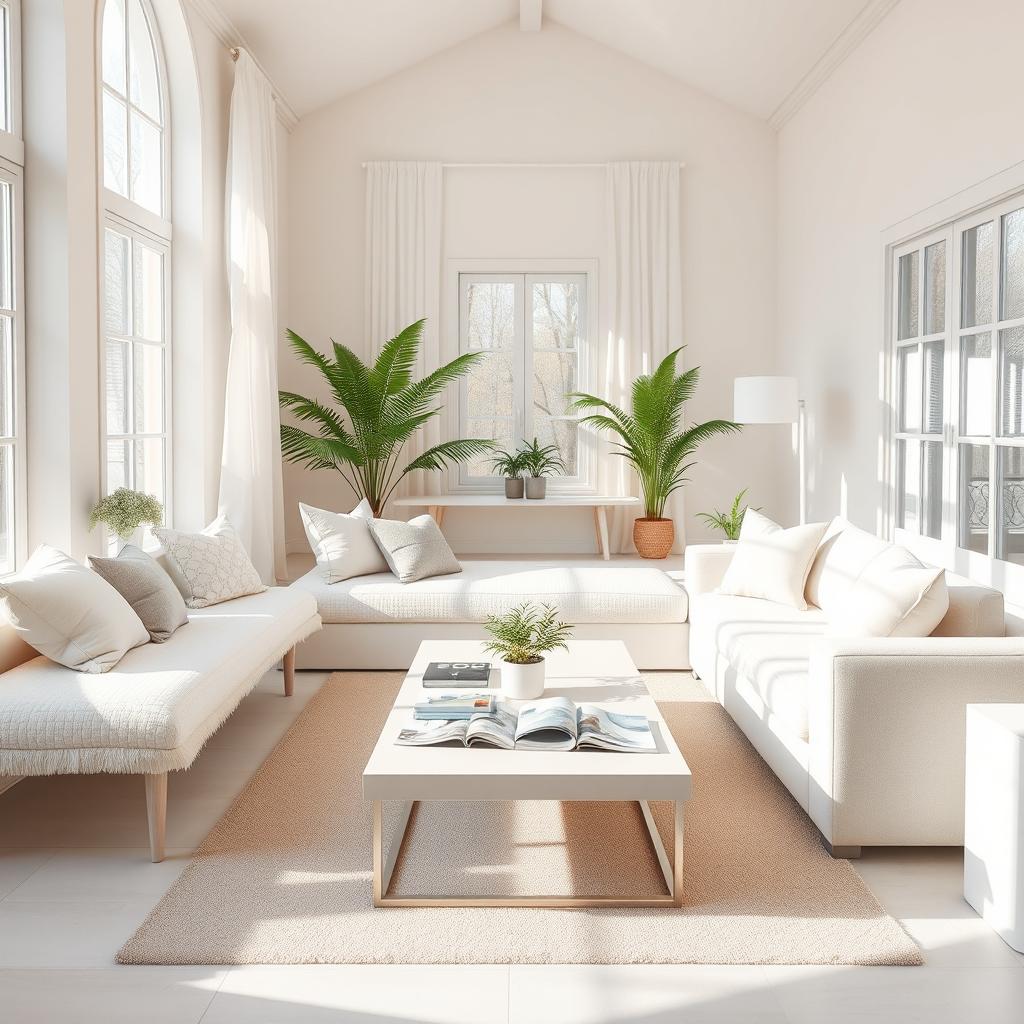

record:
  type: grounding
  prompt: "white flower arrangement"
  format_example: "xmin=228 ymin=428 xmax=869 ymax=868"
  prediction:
xmin=89 ymin=488 xmax=164 ymax=539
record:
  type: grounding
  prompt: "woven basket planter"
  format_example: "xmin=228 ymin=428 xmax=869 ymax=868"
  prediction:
xmin=633 ymin=517 xmax=675 ymax=559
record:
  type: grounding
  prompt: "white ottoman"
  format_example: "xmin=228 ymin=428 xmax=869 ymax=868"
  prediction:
xmin=964 ymin=703 xmax=1024 ymax=952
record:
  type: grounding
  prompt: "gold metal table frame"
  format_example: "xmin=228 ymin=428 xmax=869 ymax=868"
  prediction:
xmin=372 ymin=798 xmax=684 ymax=909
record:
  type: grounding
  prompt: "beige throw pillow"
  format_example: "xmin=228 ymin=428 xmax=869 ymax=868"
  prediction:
xmin=367 ymin=514 xmax=462 ymax=584
xmin=0 ymin=545 xmax=149 ymax=672
xmin=299 ymin=499 xmax=389 ymax=583
xmin=718 ymin=509 xmax=828 ymax=610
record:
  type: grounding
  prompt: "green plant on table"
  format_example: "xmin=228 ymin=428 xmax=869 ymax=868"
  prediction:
xmin=518 ymin=437 xmax=566 ymax=478
xmin=482 ymin=602 xmax=574 ymax=664
xmin=89 ymin=488 xmax=164 ymax=539
xmin=696 ymin=488 xmax=760 ymax=541
xmin=488 ymin=447 xmax=528 ymax=478
xmin=279 ymin=318 xmax=495 ymax=516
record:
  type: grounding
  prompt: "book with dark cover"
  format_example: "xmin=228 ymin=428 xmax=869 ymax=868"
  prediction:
xmin=421 ymin=660 xmax=492 ymax=685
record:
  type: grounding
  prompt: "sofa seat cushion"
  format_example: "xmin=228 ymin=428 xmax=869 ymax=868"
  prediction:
xmin=291 ymin=560 xmax=688 ymax=624
xmin=691 ymin=593 xmax=828 ymax=740
xmin=0 ymin=586 xmax=318 ymax=766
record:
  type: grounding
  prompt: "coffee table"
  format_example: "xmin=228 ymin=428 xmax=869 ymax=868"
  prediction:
xmin=362 ymin=639 xmax=692 ymax=908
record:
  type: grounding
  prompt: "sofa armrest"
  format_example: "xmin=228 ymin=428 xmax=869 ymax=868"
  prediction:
xmin=807 ymin=636 xmax=1024 ymax=846
xmin=684 ymin=544 xmax=735 ymax=597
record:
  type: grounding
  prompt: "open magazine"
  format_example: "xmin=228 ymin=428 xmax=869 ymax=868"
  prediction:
xmin=395 ymin=696 xmax=657 ymax=753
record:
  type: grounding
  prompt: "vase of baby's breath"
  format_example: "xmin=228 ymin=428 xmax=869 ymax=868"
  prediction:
xmin=89 ymin=488 xmax=164 ymax=551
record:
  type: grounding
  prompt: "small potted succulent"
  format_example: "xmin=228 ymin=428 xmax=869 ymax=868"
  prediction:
xmin=518 ymin=438 xmax=566 ymax=500
xmin=696 ymin=489 xmax=760 ymax=544
xmin=89 ymin=487 xmax=164 ymax=550
xmin=483 ymin=601 xmax=574 ymax=699
xmin=488 ymin=447 xmax=528 ymax=499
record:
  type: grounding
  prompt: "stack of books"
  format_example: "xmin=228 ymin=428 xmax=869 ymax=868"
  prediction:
xmin=413 ymin=693 xmax=495 ymax=720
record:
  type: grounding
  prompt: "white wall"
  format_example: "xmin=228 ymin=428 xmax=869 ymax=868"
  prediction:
xmin=777 ymin=0 xmax=1024 ymax=534
xmin=284 ymin=21 xmax=779 ymax=554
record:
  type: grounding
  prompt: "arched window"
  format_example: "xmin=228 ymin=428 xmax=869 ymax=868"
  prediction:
xmin=100 ymin=0 xmax=170 ymax=546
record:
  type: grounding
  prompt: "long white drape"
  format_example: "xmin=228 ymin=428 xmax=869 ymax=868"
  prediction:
xmin=364 ymin=161 xmax=443 ymax=501
xmin=600 ymin=162 xmax=684 ymax=553
xmin=218 ymin=50 xmax=286 ymax=583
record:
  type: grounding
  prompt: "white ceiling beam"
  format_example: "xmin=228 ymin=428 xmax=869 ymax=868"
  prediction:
xmin=519 ymin=0 xmax=542 ymax=33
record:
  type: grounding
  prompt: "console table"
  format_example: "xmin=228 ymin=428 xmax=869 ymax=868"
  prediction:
xmin=392 ymin=494 xmax=641 ymax=560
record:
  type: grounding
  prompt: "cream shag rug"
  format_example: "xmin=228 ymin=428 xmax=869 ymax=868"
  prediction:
xmin=119 ymin=672 xmax=921 ymax=966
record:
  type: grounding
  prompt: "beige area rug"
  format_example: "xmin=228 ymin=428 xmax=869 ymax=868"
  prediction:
xmin=118 ymin=672 xmax=922 ymax=966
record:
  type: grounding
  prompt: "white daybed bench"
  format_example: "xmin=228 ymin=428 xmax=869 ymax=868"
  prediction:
xmin=290 ymin=559 xmax=689 ymax=670
xmin=0 ymin=586 xmax=320 ymax=862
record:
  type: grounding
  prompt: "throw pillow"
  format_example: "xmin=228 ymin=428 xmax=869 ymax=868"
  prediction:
xmin=804 ymin=517 xmax=889 ymax=614
xmin=827 ymin=544 xmax=949 ymax=637
xmin=153 ymin=515 xmax=266 ymax=608
xmin=367 ymin=514 xmax=462 ymax=584
xmin=718 ymin=509 xmax=828 ymax=610
xmin=88 ymin=544 xmax=189 ymax=643
xmin=299 ymin=499 xmax=389 ymax=583
xmin=0 ymin=545 xmax=149 ymax=673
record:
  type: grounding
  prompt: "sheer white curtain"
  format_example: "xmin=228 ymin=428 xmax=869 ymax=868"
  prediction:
xmin=218 ymin=50 xmax=287 ymax=583
xmin=599 ymin=162 xmax=684 ymax=553
xmin=364 ymin=161 xmax=443 ymax=500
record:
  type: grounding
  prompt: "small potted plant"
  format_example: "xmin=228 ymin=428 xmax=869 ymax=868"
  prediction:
xmin=518 ymin=438 xmax=566 ymax=500
xmin=89 ymin=487 xmax=164 ymax=550
xmin=488 ymin=447 xmax=528 ymax=499
xmin=696 ymin=489 xmax=760 ymax=544
xmin=483 ymin=601 xmax=574 ymax=699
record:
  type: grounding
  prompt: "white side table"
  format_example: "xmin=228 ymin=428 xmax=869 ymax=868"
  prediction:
xmin=964 ymin=703 xmax=1024 ymax=952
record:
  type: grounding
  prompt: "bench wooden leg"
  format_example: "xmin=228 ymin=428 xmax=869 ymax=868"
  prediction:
xmin=145 ymin=772 xmax=167 ymax=863
xmin=283 ymin=646 xmax=295 ymax=697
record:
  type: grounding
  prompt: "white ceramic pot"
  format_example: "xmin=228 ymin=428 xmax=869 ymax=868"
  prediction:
xmin=500 ymin=657 xmax=546 ymax=699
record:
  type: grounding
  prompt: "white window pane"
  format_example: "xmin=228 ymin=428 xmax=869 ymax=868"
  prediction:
xmin=0 ymin=443 xmax=12 ymax=573
xmin=896 ymin=437 xmax=919 ymax=532
xmin=923 ymin=241 xmax=946 ymax=335
xmin=533 ymin=282 xmax=580 ymax=350
xmin=102 ymin=92 xmax=128 ymax=197
xmin=897 ymin=346 xmax=921 ymax=432
xmin=134 ymin=436 xmax=164 ymax=502
xmin=533 ymin=350 xmax=577 ymax=419
xmin=962 ymin=222 xmax=994 ymax=328
xmin=133 ymin=342 xmax=163 ymax=434
xmin=105 ymin=339 xmax=129 ymax=435
xmin=998 ymin=446 xmax=1024 ymax=565
xmin=465 ymin=417 xmax=514 ymax=478
xmin=922 ymin=340 xmax=943 ymax=434
xmin=128 ymin=0 xmax=162 ymax=123
xmin=535 ymin=418 xmax=577 ymax=476
xmin=921 ymin=440 xmax=943 ymax=540
xmin=999 ymin=326 xmax=1024 ymax=438
xmin=1001 ymin=207 xmax=1024 ymax=322
xmin=897 ymin=251 xmax=919 ymax=340
xmin=960 ymin=332 xmax=992 ymax=436
xmin=466 ymin=351 xmax=512 ymax=418
xmin=0 ymin=315 xmax=13 ymax=438
xmin=102 ymin=0 xmax=127 ymax=94
xmin=133 ymin=241 xmax=163 ymax=341
xmin=0 ymin=180 xmax=11 ymax=312
xmin=466 ymin=283 xmax=515 ymax=349
xmin=959 ymin=442 xmax=990 ymax=554
xmin=104 ymin=229 xmax=130 ymax=335
xmin=106 ymin=438 xmax=130 ymax=491
xmin=129 ymin=111 xmax=162 ymax=214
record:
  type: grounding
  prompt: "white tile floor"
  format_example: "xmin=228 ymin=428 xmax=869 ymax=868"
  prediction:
xmin=1 ymin=665 xmax=1022 ymax=1023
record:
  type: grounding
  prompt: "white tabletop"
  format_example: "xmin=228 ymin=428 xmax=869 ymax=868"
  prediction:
xmin=362 ymin=640 xmax=692 ymax=802
xmin=392 ymin=494 xmax=641 ymax=507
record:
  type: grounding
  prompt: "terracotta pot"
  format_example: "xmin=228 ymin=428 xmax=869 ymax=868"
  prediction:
xmin=500 ymin=657 xmax=545 ymax=699
xmin=633 ymin=517 xmax=675 ymax=559
xmin=504 ymin=477 xmax=525 ymax=499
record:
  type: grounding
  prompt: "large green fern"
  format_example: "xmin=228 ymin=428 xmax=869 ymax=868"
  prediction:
xmin=279 ymin=319 xmax=495 ymax=515
xmin=569 ymin=348 xmax=740 ymax=519
xmin=482 ymin=602 xmax=574 ymax=664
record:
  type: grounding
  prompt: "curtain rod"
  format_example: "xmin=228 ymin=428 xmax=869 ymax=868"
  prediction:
xmin=359 ymin=161 xmax=687 ymax=169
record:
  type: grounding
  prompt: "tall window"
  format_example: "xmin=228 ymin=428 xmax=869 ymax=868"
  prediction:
xmin=457 ymin=272 xmax=590 ymax=489
xmin=891 ymin=191 xmax=1024 ymax=574
xmin=0 ymin=0 xmax=24 ymax=574
xmin=100 ymin=0 xmax=170 ymax=543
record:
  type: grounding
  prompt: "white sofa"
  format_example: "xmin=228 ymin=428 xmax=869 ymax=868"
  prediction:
xmin=0 ymin=586 xmax=320 ymax=861
xmin=290 ymin=559 xmax=689 ymax=670
xmin=686 ymin=534 xmax=1024 ymax=856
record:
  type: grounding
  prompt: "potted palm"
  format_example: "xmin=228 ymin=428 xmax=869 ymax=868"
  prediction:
xmin=569 ymin=348 xmax=740 ymax=559
xmin=488 ymin=447 xmax=528 ymax=499
xmin=518 ymin=438 xmax=566 ymax=499
xmin=483 ymin=601 xmax=574 ymax=699
xmin=697 ymin=488 xmax=760 ymax=543
xmin=279 ymin=319 xmax=495 ymax=515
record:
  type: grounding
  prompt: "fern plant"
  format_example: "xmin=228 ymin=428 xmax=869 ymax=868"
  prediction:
xmin=279 ymin=319 xmax=495 ymax=516
xmin=89 ymin=488 xmax=163 ymax=539
xmin=488 ymin=447 xmax=528 ymax=478
xmin=569 ymin=348 xmax=740 ymax=519
xmin=696 ymin=488 xmax=760 ymax=541
xmin=518 ymin=437 xmax=565 ymax=478
xmin=483 ymin=602 xmax=574 ymax=664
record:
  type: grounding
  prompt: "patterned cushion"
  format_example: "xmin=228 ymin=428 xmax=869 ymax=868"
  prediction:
xmin=88 ymin=544 xmax=189 ymax=643
xmin=366 ymin=514 xmax=462 ymax=584
xmin=153 ymin=516 xmax=266 ymax=608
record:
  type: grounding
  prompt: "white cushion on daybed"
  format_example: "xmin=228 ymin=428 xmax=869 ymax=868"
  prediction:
xmin=291 ymin=560 xmax=688 ymax=624
xmin=0 ymin=585 xmax=318 ymax=775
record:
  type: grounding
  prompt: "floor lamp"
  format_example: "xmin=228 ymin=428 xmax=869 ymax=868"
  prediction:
xmin=733 ymin=376 xmax=806 ymax=524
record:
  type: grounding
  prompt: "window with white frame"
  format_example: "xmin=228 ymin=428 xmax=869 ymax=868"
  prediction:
xmin=100 ymin=0 xmax=170 ymax=545
xmin=457 ymin=272 xmax=590 ymax=488
xmin=891 ymin=190 xmax=1024 ymax=573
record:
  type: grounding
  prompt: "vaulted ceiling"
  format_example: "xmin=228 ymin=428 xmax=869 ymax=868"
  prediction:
xmin=203 ymin=0 xmax=896 ymax=125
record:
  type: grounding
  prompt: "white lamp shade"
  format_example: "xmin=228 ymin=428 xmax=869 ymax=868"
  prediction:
xmin=733 ymin=376 xmax=799 ymax=424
